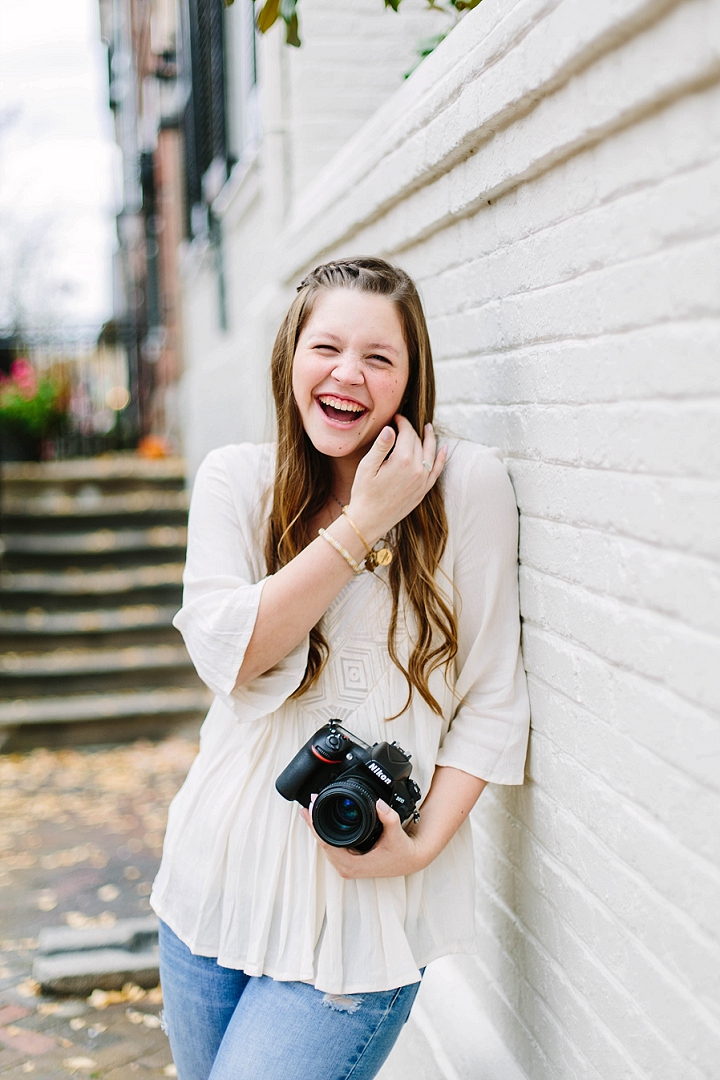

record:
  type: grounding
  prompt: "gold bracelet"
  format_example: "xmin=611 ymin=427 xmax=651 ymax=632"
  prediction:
xmin=318 ymin=528 xmax=364 ymax=574
xmin=340 ymin=507 xmax=393 ymax=570
xmin=340 ymin=508 xmax=372 ymax=556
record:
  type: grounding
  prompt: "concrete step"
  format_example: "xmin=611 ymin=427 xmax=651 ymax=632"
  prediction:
xmin=3 ymin=488 xmax=188 ymax=518
xmin=0 ymin=643 xmax=192 ymax=677
xmin=0 ymin=454 xmax=200 ymax=740
xmin=2 ymin=455 xmax=185 ymax=484
xmin=0 ymin=603 xmax=179 ymax=635
xmin=34 ymin=915 xmax=160 ymax=994
xmin=0 ymin=686 xmax=212 ymax=726
xmin=1 ymin=525 xmax=187 ymax=555
xmin=0 ymin=562 xmax=184 ymax=595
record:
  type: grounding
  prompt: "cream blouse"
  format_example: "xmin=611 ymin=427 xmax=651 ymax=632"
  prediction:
xmin=151 ymin=439 xmax=530 ymax=995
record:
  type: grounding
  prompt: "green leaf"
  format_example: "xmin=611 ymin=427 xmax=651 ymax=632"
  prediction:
xmin=385 ymin=0 xmax=403 ymax=11
xmin=256 ymin=0 xmax=281 ymax=34
xmin=284 ymin=11 xmax=301 ymax=46
xmin=453 ymin=0 xmax=483 ymax=9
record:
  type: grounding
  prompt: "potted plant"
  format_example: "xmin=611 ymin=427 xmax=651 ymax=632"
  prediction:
xmin=0 ymin=358 xmax=69 ymax=461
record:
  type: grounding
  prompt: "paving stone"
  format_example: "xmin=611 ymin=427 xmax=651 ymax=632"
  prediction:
xmin=0 ymin=1011 xmax=31 ymax=1027
xmin=0 ymin=739 xmax=193 ymax=1078
xmin=0 ymin=1030 xmax=56 ymax=1057
xmin=0 ymin=1045 xmax=25 ymax=1070
xmin=134 ymin=1051 xmax=171 ymax=1070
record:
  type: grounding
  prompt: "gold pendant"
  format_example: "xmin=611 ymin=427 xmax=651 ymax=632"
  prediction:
xmin=374 ymin=547 xmax=393 ymax=567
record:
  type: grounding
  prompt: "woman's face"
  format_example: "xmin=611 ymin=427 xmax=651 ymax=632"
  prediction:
xmin=292 ymin=288 xmax=410 ymax=462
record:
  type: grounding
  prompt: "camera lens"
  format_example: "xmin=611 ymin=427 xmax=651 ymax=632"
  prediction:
xmin=334 ymin=797 xmax=360 ymax=826
xmin=312 ymin=779 xmax=377 ymax=849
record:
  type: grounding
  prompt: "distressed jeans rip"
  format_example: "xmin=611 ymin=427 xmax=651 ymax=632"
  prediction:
xmin=322 ymin=993 xmax=363 ymax=1014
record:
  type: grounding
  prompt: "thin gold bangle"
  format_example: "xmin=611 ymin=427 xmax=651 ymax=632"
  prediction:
xmin=340 ymin=508 xmax=372 ymax=556
xmin=318 ymin=528 xmax=364 ymax=574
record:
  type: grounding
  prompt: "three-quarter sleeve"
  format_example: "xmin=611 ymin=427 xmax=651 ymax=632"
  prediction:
xmin=435 ymin=444 xmax=530 ymax=784
xmin=173 ymin=446 xmax=309 ymax=722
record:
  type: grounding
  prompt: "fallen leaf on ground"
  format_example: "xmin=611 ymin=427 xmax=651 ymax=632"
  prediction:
xmin=15 ymin=978 xmax=40 ymax=998
xmin=87 ymin=982 xmax=145 ymax=1010
xmin=63 ymin=1057 xmax=96 ymax=1073
xmin=66 ymin=911 xmax=116 ymax=930
xmin=36 ymin=890 xmax=57 ymax=911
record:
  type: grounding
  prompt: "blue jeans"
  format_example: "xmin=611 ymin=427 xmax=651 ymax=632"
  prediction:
xmin=158 ymin=920 xmax=421 ymax=1080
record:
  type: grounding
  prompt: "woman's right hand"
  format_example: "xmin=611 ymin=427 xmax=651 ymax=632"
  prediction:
xmin=346 ymin=415 xmax=448 ymax=543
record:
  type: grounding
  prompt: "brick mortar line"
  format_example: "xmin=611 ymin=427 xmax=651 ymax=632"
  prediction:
xmin=519 ymin=613 xmax=718 ymax=718
xmin=524 ymin=737 xmax=720 ymax=903
xmin=414 ymin=145 xmax=720 ymax=284
xmin=430 ymin=314 xmax=720 ymax=363
xmin=420 ymin=210 xmax=720 ymax=309
xmin=523 ymin=665 xmax=720 ymax=799
xmin=474 ymin=814 xmax=720 ymax=970
xmin=440 ymin=397 xmax=720 ymax=411
xmin=461 ymin=948 xmax=560 ymax=1080
xmin=429 ymin=313 xmax=720 ymax=359
xmin=471 ymin=901 xmax=629 ymax=1080
xmin=511 ymin=509 xmax=720 ymax=563
xmin=425 ymin=227 xmax=720 ymax=314
xmin=472 ymin=868 xmax=719 ymax=1074
xmin=526 ymin=692 xmax=720 ymax=868
xmin=520 ymin=563 xmax=720 ymax=647
xmin=518 ymin=562 xmax=720 ymax=637
xmin=283 ymin=0 xmax=695 ymax=266
xmin=475 ymin=788 xmax=720 ymax=958
xmin=506 ymin=457 xmax=720 ymax=485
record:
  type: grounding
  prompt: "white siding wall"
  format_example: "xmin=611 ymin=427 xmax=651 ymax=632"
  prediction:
xmin=180 ymin=0 xmax=720 ymax=1075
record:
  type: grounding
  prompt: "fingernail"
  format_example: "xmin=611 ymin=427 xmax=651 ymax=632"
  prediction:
xmin=380 ymin=427 xmax=394 ymax=442
xmin=377 ymin=798 xmax=390 ymax=812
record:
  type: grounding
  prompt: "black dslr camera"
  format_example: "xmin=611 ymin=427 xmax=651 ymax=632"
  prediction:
xmin=276 ymin=722 xmax=421 ymax=854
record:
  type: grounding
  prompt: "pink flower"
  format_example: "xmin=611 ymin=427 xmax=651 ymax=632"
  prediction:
xmin=10 ymin=358 xmax=37 ymax=399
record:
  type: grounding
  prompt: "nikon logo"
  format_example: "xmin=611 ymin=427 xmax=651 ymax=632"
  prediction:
xmin=367 ymin=761 xmax=391 ymax=785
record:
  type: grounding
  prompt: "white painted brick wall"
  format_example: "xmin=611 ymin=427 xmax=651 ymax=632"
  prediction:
xmin=180 ymin=0 xmax=720 ymax=1075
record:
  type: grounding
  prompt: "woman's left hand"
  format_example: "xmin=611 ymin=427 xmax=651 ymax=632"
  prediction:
xmin=301 ymin=797 xmax=425 ymax=879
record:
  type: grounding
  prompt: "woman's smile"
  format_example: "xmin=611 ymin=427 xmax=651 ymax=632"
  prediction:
xmin=315 ymin=393 xmax=369 ymax=427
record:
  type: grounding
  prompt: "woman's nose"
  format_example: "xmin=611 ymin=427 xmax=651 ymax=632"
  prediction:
xmin=330 ymin=352 xmax=364 ymax=384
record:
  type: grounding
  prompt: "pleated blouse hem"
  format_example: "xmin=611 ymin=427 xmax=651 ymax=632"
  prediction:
xmin=152 ymin=895 xmax=476 ymax=995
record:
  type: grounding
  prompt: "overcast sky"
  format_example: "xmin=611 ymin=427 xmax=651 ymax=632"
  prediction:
xmin=0 ymin=0 xmax=118 ymax=332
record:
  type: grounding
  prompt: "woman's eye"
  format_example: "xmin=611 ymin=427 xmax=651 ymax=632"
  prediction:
xmin=370 ymin=355 xmax=391 ymax=364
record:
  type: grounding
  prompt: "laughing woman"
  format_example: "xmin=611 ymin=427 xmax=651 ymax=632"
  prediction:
xmin=151 ymin=257 xmax=530 ymax=1080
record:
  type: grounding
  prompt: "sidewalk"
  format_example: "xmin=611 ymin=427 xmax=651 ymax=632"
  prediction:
xmin=0 ymin=736 xmax=446 ymax=1080
xmin=0 ymin=737 xmax=197 ymax=1079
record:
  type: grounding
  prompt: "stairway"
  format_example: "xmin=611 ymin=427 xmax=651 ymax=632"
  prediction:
xmin=0 ymin=455 xmax=211 ymax=749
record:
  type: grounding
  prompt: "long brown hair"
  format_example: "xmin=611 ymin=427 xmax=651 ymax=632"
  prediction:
xmin=265 ymin=257 xmax=457 ymax=716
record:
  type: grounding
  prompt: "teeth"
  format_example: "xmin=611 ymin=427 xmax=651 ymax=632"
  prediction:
xmin=318 ymin=396 xmax=366 ymax=414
